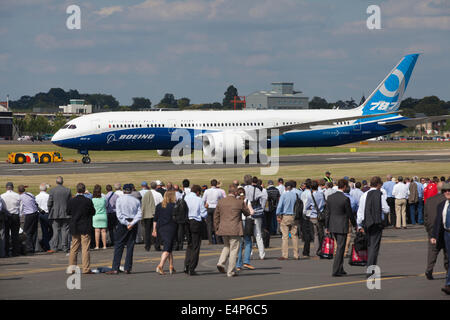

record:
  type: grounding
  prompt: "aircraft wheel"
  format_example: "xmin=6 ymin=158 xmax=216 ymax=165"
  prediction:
xmin=82 ymin=156 xmax=91 ymax=164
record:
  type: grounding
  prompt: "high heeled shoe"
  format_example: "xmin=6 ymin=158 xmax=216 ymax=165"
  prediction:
xmin=156 ymin=266 xmax=165 ymax=275
xmin=169 ymin=267 xmax=176 ymax=275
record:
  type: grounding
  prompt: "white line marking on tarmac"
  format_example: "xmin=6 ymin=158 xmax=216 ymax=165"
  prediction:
xmin=6 ymin=166 xmax=108 ymax=171
xmin=326 ymin=156 xmax=379 ymax=160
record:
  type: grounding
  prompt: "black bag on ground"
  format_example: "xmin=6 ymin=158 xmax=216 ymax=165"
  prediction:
xmin=354 ymin=231 xmax=368 ymax=251
xmin=172 ymin=194 xmax=189 ymax=224
xmin=243 ymin=218 xmax=255 ymax=237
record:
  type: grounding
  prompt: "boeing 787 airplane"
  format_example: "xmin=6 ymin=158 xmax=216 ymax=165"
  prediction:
xmin=51 ymin=54 xmax=448 ymax=164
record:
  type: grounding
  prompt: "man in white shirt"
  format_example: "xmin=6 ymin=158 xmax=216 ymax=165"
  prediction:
xmin=357 ymin=176 xmax=390 ymax=272
xmin=184 ymin=185 xmax=208 ymax=275
xmin=277 ymin=178 xmax=285 ymax=194
xmin=113 ymin=183 xmax=124 ymax=197
xmin=150 ymin=181 xmax=164 ymax=250
xmin=36 ymin=183 xmax=52 ymax=252
xmin=392 ymin=176 xmax=410 ymax=229
xmin=1 ymin=182 xmax=21 ymax=256
xmin=150 ymin=182 xmax=163 ymax=206
xmin=350 ymin=182 xmax=364 ymax=205
xmin=202 ymin=179 xmax=224 ymax=244
xmin=323 ymin=182 xmax=336 ymax=200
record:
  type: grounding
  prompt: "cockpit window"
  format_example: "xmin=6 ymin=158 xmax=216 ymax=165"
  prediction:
xmin=61 ymin=124 xmax=69 ymax=129
xmin=68 ymin=125 xmax=77 ymax=129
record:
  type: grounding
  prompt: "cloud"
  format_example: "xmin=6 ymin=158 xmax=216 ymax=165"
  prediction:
xmin=387 ymin=16 xmax=450 ymax=30
xmin=381 ymin=0 xmax=450 ymax=30
xmin=332 ymin=20 xmax=368 ymax=35
xmin=75 ymin=60 xmax=158 ymax=75
xmin=129 ymin=0 xmax=207 ymax=21
xmin=241 ymin=54 xmax=271 ymax=67
xmin=35 ymin=34 xmax=95 ymax=50
xmin=95 ymin=6 xmax=123 ymax=17
xmin=200 ymin=66 xmax=221 ymax=78
xmin=27 ymin=60 xmax=59 ymax=74
xmin=0 ymin=54 xmax=9 ymax=70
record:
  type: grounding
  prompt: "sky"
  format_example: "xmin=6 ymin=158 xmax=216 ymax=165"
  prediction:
xmin=1 ymin=0 xmax=449 ymax=105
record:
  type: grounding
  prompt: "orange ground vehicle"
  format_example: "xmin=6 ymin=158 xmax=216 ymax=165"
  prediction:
xmin=8 ymin=151 xmax=64 ymax=164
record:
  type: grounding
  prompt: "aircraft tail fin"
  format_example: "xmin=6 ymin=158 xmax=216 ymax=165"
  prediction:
xmin=356 ymin=54 xmax=419 ymax=115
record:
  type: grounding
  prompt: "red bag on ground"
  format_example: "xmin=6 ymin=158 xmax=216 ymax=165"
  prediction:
xmin=320 ymin=235 xmax=335 ymax=259
xmin=349 ymin=244 xmax=368 ymax=266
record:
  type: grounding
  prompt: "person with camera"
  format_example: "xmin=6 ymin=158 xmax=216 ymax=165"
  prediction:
xmin=215 ymin=185 xmax=252 ymax=277
xmin=235 ymin=187 xmax=256 ymax=271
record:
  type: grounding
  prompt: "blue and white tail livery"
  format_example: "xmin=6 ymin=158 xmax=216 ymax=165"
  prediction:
xmin=51 ymin=53 xmax=449 ymax=163
xmin=357 ymin=54 xmax=419 ymax=115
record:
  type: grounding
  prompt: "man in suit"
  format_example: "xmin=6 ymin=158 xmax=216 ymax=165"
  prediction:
xmin=325 ymin=179 xmax=355 ymax=277
xmin=357 ymin=176 xmax=390 ymax=275
xmin=67 ymin=183 xmax=96 ymax=274
xmin=215 ymin=185 xmax=251 ymax=277
xmin=430 ymin=182 xmax=450 ymax=295
xmin=47 ymin=176 xmax=72 ymax=253
xmin=425 ymin=181 xmax=448 ymax=280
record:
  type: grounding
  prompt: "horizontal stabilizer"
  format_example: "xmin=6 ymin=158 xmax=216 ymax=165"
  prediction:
xmin=378 ymin=115 xmax=450 ymax=127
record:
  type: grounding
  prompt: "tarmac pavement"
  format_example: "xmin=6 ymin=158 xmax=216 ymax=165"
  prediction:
xmin=0 ymin=225 xmax=448 ymax=300
xmin=1 ymin=150 xmax=450 ymax=176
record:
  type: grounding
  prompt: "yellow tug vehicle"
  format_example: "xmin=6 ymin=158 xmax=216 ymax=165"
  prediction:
xmin=7 ymin=151 xmax=74 ymax=164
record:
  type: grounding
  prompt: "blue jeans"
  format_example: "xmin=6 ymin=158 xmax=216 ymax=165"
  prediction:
xmin=445 ymin=231 xmax=450 ymax=286
xmin=409 ymin=203 xmax=418 ymax=225
xmin=417 ymin=198 xmax=424 ymax=224
xmin=236 ymin=235 xmax=252 ymax=268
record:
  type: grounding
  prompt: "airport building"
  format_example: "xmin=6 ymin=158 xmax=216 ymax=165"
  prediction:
xmin=59 ymin=99 xmax=92 ymax=114
xmin=246 ymin=82 xmax=309 ymax=109
xmin=0 ymin=102 xmax=13 ymax=140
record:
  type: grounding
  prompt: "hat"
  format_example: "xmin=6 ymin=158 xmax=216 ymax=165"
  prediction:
xmin=343 ymin=176 xmax=349 ymax=181
xmin=267 ymin=180 xmax=274 ymax=185
xmin=123 ymin=184 xmax=133 ymax=192
xmin=155 ymin=180 xmax=162 ymax=186
xmin=141 ymin=181 xmax=148 ymax=187
xmin=325 ymin=171 xmax=331 ymax=175
xmin=441 ymin=182 xmax=450 ymax=192
xmin=5 ymin=182 xmax=13 ymax=188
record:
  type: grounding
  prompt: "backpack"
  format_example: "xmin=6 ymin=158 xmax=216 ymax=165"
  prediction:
xmin=172 ymin=194 xmax=189 ymax=224
xmin=267 ymin=187 xmax=280 ymax=212
xmin=294 ymin=194 xmax=304 ymax=221
xmin=250 ymin=186 xmax=264 ymax=218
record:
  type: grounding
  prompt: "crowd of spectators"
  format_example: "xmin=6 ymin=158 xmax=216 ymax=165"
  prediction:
xmin=0 ymin=172 xmax=449 ymax=293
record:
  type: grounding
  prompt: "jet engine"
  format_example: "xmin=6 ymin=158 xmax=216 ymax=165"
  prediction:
xmin=157 ymin=149 xmax=171 ymax=157
xmin=202 ymin=132 xmax=246 ymax=162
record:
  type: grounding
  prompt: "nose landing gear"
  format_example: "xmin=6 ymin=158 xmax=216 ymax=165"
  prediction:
xmin=78 ymin=150 xmax=91 ymax=164
xmin=81 ymin=155 xmax=91 ymax=164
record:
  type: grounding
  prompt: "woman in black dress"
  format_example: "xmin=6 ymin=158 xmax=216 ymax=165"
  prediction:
xmin=153 ymin=191 xmax=177 ymax=275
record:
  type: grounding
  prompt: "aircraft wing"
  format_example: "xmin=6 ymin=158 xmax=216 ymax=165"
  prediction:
xmin=378 ymin=115 xmax=450 ymax=127
xmin=259 ymin=111 xmax=400 ymax=134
